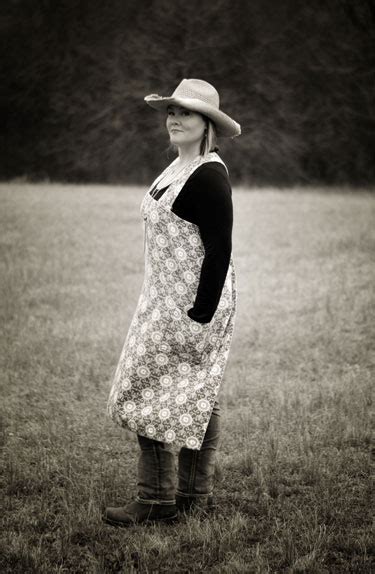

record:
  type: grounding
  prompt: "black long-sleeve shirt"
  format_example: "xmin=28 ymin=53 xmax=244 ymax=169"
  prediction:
xmin=149 ymin=161 xmax=233 ymax=323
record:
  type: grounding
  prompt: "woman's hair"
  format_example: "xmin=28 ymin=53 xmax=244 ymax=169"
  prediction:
xmin=200 ymin=118 xmax=218 ymax=156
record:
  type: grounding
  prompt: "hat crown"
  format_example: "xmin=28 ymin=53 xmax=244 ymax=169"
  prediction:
xmin=171 ymin=79 xmax=220 ymax=110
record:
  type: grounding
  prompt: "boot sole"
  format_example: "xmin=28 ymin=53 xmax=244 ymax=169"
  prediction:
xmin=177 ymin=507 xmax=216 ymax=517
xmin=102 ymin=513 xmax=179 ymax=528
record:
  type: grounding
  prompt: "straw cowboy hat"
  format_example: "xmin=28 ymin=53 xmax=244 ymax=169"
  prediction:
xmin=144 ymin=78 xmax=241 ymax=138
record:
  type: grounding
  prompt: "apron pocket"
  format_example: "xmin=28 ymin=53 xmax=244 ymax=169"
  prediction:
xmin=182 ymin=313 xmax=211 ymax=362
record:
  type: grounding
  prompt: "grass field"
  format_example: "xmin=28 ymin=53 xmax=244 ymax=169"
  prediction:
xmin=1 ymin=183 xmax=374 ymax=573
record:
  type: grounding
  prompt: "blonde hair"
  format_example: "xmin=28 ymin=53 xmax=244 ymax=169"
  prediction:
xmin=200 ymin=119 xmax=218 ymax=156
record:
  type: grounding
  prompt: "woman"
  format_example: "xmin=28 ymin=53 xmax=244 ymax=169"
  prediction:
xmin=104 ymin=78 xmax=241 ymax=526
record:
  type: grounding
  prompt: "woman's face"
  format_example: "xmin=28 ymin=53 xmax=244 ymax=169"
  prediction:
xmin=166 ymin=105 xmax=206 ymax=149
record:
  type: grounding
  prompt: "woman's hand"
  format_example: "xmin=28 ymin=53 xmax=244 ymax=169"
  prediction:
xmin=181 ymin=313 xmax=211 ymax=363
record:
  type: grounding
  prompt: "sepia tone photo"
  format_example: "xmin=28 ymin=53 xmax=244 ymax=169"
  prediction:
xmin=1 ymin=1 xmax=374 ymax=572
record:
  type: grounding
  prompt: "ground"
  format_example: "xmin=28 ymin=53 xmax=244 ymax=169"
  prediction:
xmin=0 ymin=183 xmax=374 ymax=573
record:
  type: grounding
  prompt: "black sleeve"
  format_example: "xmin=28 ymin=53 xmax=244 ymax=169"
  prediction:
xmin=171 ymin=162 xmax=233 ymax=323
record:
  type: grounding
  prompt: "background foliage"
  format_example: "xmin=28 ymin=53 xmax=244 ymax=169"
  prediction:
xmin=1 ymin=0 xmax=374 ymax=185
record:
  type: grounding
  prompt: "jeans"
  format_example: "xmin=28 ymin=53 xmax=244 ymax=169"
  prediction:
xmin=135 ymin=401 xmax=220 ymax=505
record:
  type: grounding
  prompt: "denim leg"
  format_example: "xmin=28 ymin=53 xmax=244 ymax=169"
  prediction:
xmin=136 ymin=434 xmax=176 ymax=506
xmin=176 ymin=400 xmax=221 ymax=498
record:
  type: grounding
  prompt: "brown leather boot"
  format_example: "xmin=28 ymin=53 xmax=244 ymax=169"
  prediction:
xmin=175 ymin=494 xmax=216 ymax=514
xmin=103 ymin=500 xmax=178 ymax=527
xmin=176 ymin=404 xmax=220 ymax=515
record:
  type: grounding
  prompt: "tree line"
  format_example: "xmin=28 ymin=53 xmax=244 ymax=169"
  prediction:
xmin=1 ymin=0 xmax=374 ymax=185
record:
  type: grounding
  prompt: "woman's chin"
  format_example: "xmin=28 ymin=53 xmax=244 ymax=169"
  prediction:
xmin=169 ymin=135 xmax=183 ymax=144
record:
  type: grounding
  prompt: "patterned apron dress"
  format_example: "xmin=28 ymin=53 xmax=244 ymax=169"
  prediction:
xmin=107 ymin=151 xmax=237 ymax=450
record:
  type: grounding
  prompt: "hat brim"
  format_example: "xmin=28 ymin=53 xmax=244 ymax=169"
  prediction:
xmin=144 ymin=95 xmax=241 ymax=138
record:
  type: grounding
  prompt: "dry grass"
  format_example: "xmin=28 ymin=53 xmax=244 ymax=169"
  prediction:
xmin=0 ymin=183 xmax=374 ymax=573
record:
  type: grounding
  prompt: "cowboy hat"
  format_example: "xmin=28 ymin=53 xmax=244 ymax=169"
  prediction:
xmin=144 ymin=78 xmax=241 ymax=138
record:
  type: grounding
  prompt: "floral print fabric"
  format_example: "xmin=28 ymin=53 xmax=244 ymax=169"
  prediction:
xmin=107 ymin=152 xmax=237 ymax=450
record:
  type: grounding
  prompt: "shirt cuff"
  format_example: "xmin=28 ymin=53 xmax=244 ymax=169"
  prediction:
xmin=187 ymin=308 xmax=212 ymax=324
